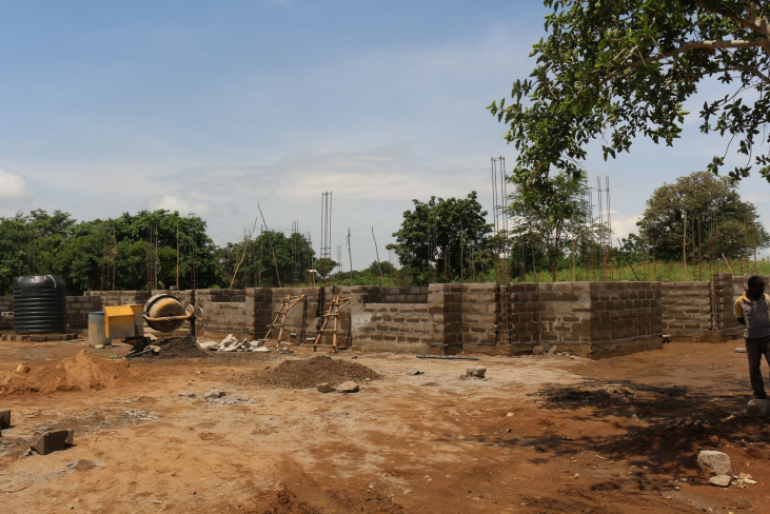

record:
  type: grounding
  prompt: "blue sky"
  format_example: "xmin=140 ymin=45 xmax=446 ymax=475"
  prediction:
xmin=1 ymin=1 xmax=769 ymax=267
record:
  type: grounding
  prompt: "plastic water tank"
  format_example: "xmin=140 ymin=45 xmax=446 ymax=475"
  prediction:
xmin=13 ymin=275 xmax=67 ymax=334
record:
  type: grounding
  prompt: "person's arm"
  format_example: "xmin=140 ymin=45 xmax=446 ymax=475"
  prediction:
xmin=735 ymin=297 xmax=746 ymax=326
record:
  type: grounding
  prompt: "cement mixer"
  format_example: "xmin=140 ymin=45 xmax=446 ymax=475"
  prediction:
xmin=103 ymin=293 xmax=203 ymax=356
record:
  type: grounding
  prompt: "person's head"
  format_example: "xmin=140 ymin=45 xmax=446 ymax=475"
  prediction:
xmin=748 ymin=275 xmax=766 ymax=300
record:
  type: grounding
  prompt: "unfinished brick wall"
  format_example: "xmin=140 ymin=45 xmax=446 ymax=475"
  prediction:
xmin=510 ymin=283 xmax=539 ymax=349
xmin=0 ymin=295 xmax=13 ymax=330
xmin=459 ymin=284 xmax=500 ymax=353
xmin=536 ymin=282 xmax=592 ymax=354
xmin=67 ymin=274 xmax=748 ymax=358
xmin=85 ymin=290 xmax=151 ymax=307
xmin=65 ymin=296 xmax=103 ymax=329
xmin=660 ymin=282 xmax=714 ymax=340
xmin=588 ymin=282 xmax=662 ymax=358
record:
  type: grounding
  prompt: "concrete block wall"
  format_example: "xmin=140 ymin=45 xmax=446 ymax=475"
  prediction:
xmin=45 ymin=273 xmax=752 ymax=357
xmin=660 ymin=281 xmax=715 ymax=340
xmin=0 ymin=295 xmax=13 ymax=330
xmin=457 ymin=283 xmax=499 ymax=353
xmin=536 ymin=282 xmax=592 ymax=353
xmin=65 ymin=296 xmax=103 ymax=329
xmin=588 ymin=282 xmax=662 ymax=358
xmin=510 ymin=283 xmax=540 ymax=347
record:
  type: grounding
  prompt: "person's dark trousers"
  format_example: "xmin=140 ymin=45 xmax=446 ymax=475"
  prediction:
xmin=746 ymin=335 xmax=770 ymax=398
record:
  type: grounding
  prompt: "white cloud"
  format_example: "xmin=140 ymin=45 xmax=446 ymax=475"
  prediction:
xmin=610 ymin=213 xmax=642 ymax=240
xmin=744 ymin=192 xmax=770 ymax=204
xmin=146 ymin=194 xmax=212 ymax=217
xmin=0 ymin=168 xmax=29 ymax=200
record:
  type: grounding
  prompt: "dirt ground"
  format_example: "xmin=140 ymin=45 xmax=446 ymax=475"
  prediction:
xmin=1 ymin=335 xmax=769 ymax=514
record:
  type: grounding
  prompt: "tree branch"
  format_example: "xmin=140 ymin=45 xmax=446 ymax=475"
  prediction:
xmin=694 ymin=1 xmax=767 ymax=35
xmin=708 ymin=65 xmax=770 ymax=86
xmin=626 ymin=39 xmax=767 ymax=69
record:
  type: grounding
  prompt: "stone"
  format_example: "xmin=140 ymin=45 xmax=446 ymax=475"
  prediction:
xmin=708 ymin=475 xmax=731 ymax=487
xmin=197 ymin=340 xmax=219 ymax=351
xmin=0 ymin=409 xmax=10 ymax=429
xmin=735 ymin=347 xmax=747 ymax=353
xmin=31 ymin=429 xmax=74 ymax=455
xmin=532 ymin=347 xmax=544 ymax=356
xmin=747 ymin=398 xmax=770 ymax=417
xmin=405 ymin=369 xmax=423 ymax=376
xmin=277 ymin=348 xmax=294 ymax=355
xmin=317 ymin=383 xmax=336 ymax=393
xmin=94 ymin=344 xmax=104 ymax=350
xmin=733 ymin=497 xmax=752 ymax=510
xmin=66 ymin=459 xmax=99 ymax=471
xmin=709 ymin=435 xmax=720 ymax=444
xmin=252 ymin=346 xmax=270 ymax=353
xmin=178 ymin=391 xmax=196 ymax=398
xmin=203 ymin=390 xmax=226 ymax=400
xmin=466 ymin=367 xmax=486 ymax=378
xmin=548 ymin=345 xmax=558 ymax=354
xmin=697 ymin=450 xmax=732 ymax=476
xmin=337 ymin=381 xmax=359 ymax=393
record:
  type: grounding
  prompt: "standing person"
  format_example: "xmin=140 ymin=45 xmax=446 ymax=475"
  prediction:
xmin=735 ymin=275 xmax=770 ymax=399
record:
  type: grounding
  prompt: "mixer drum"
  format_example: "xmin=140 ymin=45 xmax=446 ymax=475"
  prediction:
xmin=144 ymin=294 xmax=187 ymax=333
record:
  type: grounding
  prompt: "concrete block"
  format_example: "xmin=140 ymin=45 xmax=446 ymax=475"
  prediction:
xmin=32 ymin=430 xmax=74 ymax=455
xmin=0 ymin=409 xmax=10 ymax=429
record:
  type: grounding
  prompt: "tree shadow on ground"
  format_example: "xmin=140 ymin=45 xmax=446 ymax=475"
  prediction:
xmin=446 ymin=381 xmax=770 ymax=478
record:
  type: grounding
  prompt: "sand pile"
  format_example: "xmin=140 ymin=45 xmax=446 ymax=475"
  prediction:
xmin=0 ymin=350 xmax=134 ymax=396
xmin=249 ymin=355 xmax=379 ymax=389
xmin=141 ymin=336 xmax=209 ymax=359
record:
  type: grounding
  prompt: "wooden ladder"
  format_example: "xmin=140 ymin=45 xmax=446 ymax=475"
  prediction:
xmin=262 ymin=294 xmax=306 ymax=344
xmin=313 ymin=296 xmax=351 ymax=353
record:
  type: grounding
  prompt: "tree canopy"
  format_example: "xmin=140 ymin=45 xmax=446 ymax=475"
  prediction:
xmin=489 ymin=1 xmax=770 ymax=188
xmin=0 ymin=210 xmax=219 ymax=295
xmin=638 ymin=171 xmax=769 ymax=260
xmin=509 ymin=172 xmax=591 ymax=281
xmin=389 ymin=192 xmax=493 ymax=285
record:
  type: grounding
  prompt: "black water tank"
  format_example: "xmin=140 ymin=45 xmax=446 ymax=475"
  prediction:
xmin=13 ymin=275 xmax=67 ymax=334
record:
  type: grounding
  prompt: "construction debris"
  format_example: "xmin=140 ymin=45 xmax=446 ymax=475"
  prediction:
xmin=466 ymin=367 xmax=487 ymax=379
xmin=215 ymin=334 xmax=271 ymax=353
xmin=31 ymin=429 xmax=74 ymax=455
xmin=317 ymin=383 xmax=336 ymax=393
xmin=203 ymin=389 xmax=226 ymax=400
xmin=337 ymin=381 xmax=360 ymax=393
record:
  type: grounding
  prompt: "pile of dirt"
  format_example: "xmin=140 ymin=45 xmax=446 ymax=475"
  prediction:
xmin=0 ymin=350 xmax=134 ymax=396
xmin=142 ymin=336 xmax=210 ymax=359
xmin=248 ymin=355 xmax=379 ymax=389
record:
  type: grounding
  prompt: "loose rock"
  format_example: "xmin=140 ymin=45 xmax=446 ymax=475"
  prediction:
xmin=317 ymin=383 xmax=336 ymax=393
xmin=697 ymin=450 xmax=732 ymax=476
xmin=735 ymin=347 xmax=747 ymax=353
xmin=203 ymin=390 xmax=226 ymax=400
xmin=277 ymin=348 xmax=294 ymax=355
xmin=32 ymin=429 xmax=74 ymax=455
xmin=178 ymin=391 xmax=196 ymax=398
xmin=708 ymin=475 xmax=731 ymax=487
xmin=405 ymin=369 xmax=423 ymax=376
xmin=532 ymin=347 xmax=544 ymax=355
xmin=747 ymin=398 xmax=770 ymax=417
xmin=0 ymin=409 xmax=10 ymax=429
xmin=733 ymin=497 xmax=752 ymax=509
xmin=548 ymin=345 xmax=558 ymax=354
xmin=466 ymin=367 xmax=486 ymax=379
xmin=337 ymin=381 xmax=359 ymax=393
xmin=94 ymin=345 xmax=104 ymax=350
